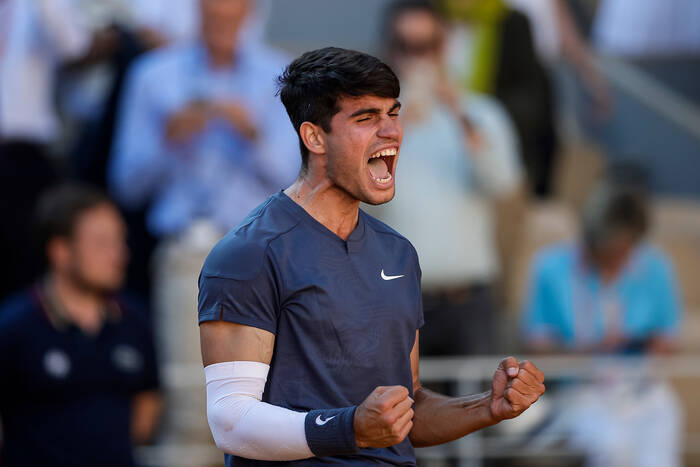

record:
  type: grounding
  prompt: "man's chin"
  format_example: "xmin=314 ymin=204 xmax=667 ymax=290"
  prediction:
xmin=363 ymin=188 xmax=395 ymax=206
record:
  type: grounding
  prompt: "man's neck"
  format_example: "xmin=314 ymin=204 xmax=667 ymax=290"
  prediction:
xmin=285 ymin=176 xmax=360 ymax=241
xmin=584 ymin=253 xmax=621 ymax=285
xmin=50 ymin=272 xmax=106 ymax=335
xmin=206 ymin=46 xmax=236 ymax=68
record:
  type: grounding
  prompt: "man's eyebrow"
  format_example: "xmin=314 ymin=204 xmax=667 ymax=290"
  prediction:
xmin=349 ymin=100 xmax=402 ymax=118
xmin=349 ymin=107 xmax=381 ymax=118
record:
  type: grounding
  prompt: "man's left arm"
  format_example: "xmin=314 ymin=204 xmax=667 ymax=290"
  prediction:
xmin=131 ymin=390 xmax=163 ymax=444
xmin=409 ymin=332 xmax=545 ymax=447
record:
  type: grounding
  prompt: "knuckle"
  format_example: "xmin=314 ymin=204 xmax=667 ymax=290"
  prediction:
xmin=381 ymin=413 xmax=395 ymax=426
xmin=377 ymin=399 xmax=392 ymax=411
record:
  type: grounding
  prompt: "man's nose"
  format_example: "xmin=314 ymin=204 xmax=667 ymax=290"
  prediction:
xmin=377 ymin=116 xmax=402 ymax=140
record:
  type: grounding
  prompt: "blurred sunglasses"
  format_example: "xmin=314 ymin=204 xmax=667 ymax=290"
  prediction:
xmin=390 ymin=36 xmax=441 ymax=56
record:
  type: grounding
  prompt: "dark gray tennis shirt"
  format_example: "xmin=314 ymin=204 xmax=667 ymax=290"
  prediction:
xmin=198 ymin=191 xmax=424 ymax=466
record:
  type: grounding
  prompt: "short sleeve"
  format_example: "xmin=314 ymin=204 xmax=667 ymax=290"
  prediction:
xmin=198 ymin=262 xmax=280 ymax=335
xmin=139 ymin=333 xmax=160 ymax=392
xmin=117 ymin=295 xmax=161 ymax=393
xmin=412 ymin=247 xmax=425 ymax=330
xmin=135 ymin=314 xmax=160 ymax=392
xmin=650 ymin=254 xmax=683 ymax=337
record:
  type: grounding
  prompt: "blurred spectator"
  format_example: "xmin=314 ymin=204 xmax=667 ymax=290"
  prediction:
xmin=522 ymin=178 xmax=683 ymax=466
xmin=109 ymin=0 xmax=298 ymax=447
xmin=367 ymin=1 xmax=522 ymax=355
xmin=507 ymin=0 xmax=612 ymax=122
xmin=0 ymin=184 xmax=161 ymax=467
xmin=62 ymin=0 xmax=202 ymax=302
xmin=0 ymin=0 xmax=92 ymax=302
xmin=110 ymin=0 xmax=297 ymax=239
xmin=440 ymin=0 xmax=558 ymax=197
xmin=593 ymin=0 xmax=700 ymax=57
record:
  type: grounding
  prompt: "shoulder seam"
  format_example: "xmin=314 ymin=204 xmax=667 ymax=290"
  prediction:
xmin=203 ymin=208 xmax=303 ymax=283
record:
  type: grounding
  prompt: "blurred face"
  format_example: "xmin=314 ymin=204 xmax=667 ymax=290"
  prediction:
xmin=53 ymin=204 xmax=129 ymax=294
xmin=591 ymin=230 xmax=639 ymax=279
xmin=200 ymin=0 xmax=251 ymax=57
xmin=390 ymin=9 xmax=443 ymax=69
xmin=323 ymin=95 xmax=402 ymax=205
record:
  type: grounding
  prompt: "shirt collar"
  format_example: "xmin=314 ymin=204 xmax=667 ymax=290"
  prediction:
xmin=36 ymin=278 xmax=122 ymax=332
xmin=278 ymin=191 xmax=367 ymax=252
xmin=191 ymin=40 xmax=254 ymax=72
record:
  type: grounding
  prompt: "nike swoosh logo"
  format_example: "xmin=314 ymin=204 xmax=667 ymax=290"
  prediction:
xmin=381 ymin=269 xmax=404 ymax=281
xmin=315 ymin=415 xmax=335 ymax=426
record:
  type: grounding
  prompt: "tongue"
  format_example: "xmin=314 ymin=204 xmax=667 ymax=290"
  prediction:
xmin=368 ymin=158 xmax=389 ymax=180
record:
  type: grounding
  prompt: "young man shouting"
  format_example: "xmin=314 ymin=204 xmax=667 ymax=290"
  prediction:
xmin=198 ymin=47 xmax=545 ymax=466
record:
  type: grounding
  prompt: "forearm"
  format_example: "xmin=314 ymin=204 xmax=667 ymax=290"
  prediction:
xmin=206 ymin=361 xmax=358 ymax=460
xmin=131 ymin=390 xmax=162 ymax=444
xmin=409 ymin=386 xmax=497 ymax=447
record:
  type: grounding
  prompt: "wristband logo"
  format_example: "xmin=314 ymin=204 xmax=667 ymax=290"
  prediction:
xmin=315 ymin=415 xmax=335 ymax=426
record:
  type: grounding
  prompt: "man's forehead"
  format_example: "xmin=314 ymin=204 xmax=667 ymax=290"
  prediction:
xmin=337 ymin=95 xmax=399 ymax=113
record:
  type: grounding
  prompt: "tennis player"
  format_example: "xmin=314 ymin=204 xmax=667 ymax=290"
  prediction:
xmin=198 ymin=47 xmax=545 ymax=466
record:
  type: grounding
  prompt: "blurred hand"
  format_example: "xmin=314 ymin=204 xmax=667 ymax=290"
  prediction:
xmin=165 ymin=101 xmax=210 ymax=143
xmin=137 ymin=27 xmax=169 ymax=51
xmin=581 ymin=67 xmax=614 ymax=123
xmin=211 ymin=101 xmax=258 ymax=141
xmin=433 ymin=66 xmax=485 ymax=153
xmin=354 ymin=385 xmax=414 ymax=448
xmin=489 ymin=357 xmax=545 ymax=421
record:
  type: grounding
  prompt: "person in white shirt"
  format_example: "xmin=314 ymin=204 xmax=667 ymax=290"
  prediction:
xmin=0 ymin=0 xmax=90 ymax=143
xmin=368 ymin=1 xmax=522 ymax=355
xmin=0 ymin=0 xmax=92 ymax=302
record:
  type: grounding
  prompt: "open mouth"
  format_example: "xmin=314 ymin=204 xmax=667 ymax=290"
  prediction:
xmin=367 ymin=147 xmax=397 ymax=185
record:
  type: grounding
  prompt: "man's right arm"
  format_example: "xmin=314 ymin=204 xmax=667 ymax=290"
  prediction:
xmin=200 ymin=320 xmax=275 ymax=367
xmin=199 ymin=320 xmax=414 ymax=459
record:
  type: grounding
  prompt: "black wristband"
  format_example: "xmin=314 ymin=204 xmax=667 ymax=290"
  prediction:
xmin=304 ymin=406 xmax=360 ymax=457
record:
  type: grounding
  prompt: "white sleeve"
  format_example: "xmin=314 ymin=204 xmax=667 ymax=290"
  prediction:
xmin=205 ymin=361 xmax=314 ymax=460
xmin=34 ymin=0 xmax=91 ymax=59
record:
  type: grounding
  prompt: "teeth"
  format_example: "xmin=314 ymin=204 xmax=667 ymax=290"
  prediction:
xmin=375 ymin=173 xmax=393 ymax=183
xmin=370 ymin=148 xmax=398 ymax=159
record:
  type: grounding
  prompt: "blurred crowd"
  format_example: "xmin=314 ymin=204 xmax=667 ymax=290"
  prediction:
xmin=1 ymin=0 xmax=699 ymax=466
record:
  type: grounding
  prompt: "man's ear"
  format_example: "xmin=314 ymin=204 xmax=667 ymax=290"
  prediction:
xmin=47 ymin=237 xmax=70 ymax=272
xmin=299 ymin=122 xmax=326 ymax=156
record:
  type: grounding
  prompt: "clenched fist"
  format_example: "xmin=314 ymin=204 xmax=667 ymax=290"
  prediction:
xmin=354 ymin=385 xmax=414 ymax=448
xmin=490 ymin=357 xmax=545 ymax=421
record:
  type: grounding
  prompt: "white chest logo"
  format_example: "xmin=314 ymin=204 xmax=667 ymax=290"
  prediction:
xmin=112 ymin=344 xmax=144 ymax=373
xmin=381 ymin=269 xmax=404 ymax=281
xmin=44 ymin=349 xmax=71 ymax=379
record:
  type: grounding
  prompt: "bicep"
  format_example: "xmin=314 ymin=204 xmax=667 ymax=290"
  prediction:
xmin=200 ymin=320 xmax=275 ymax=366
